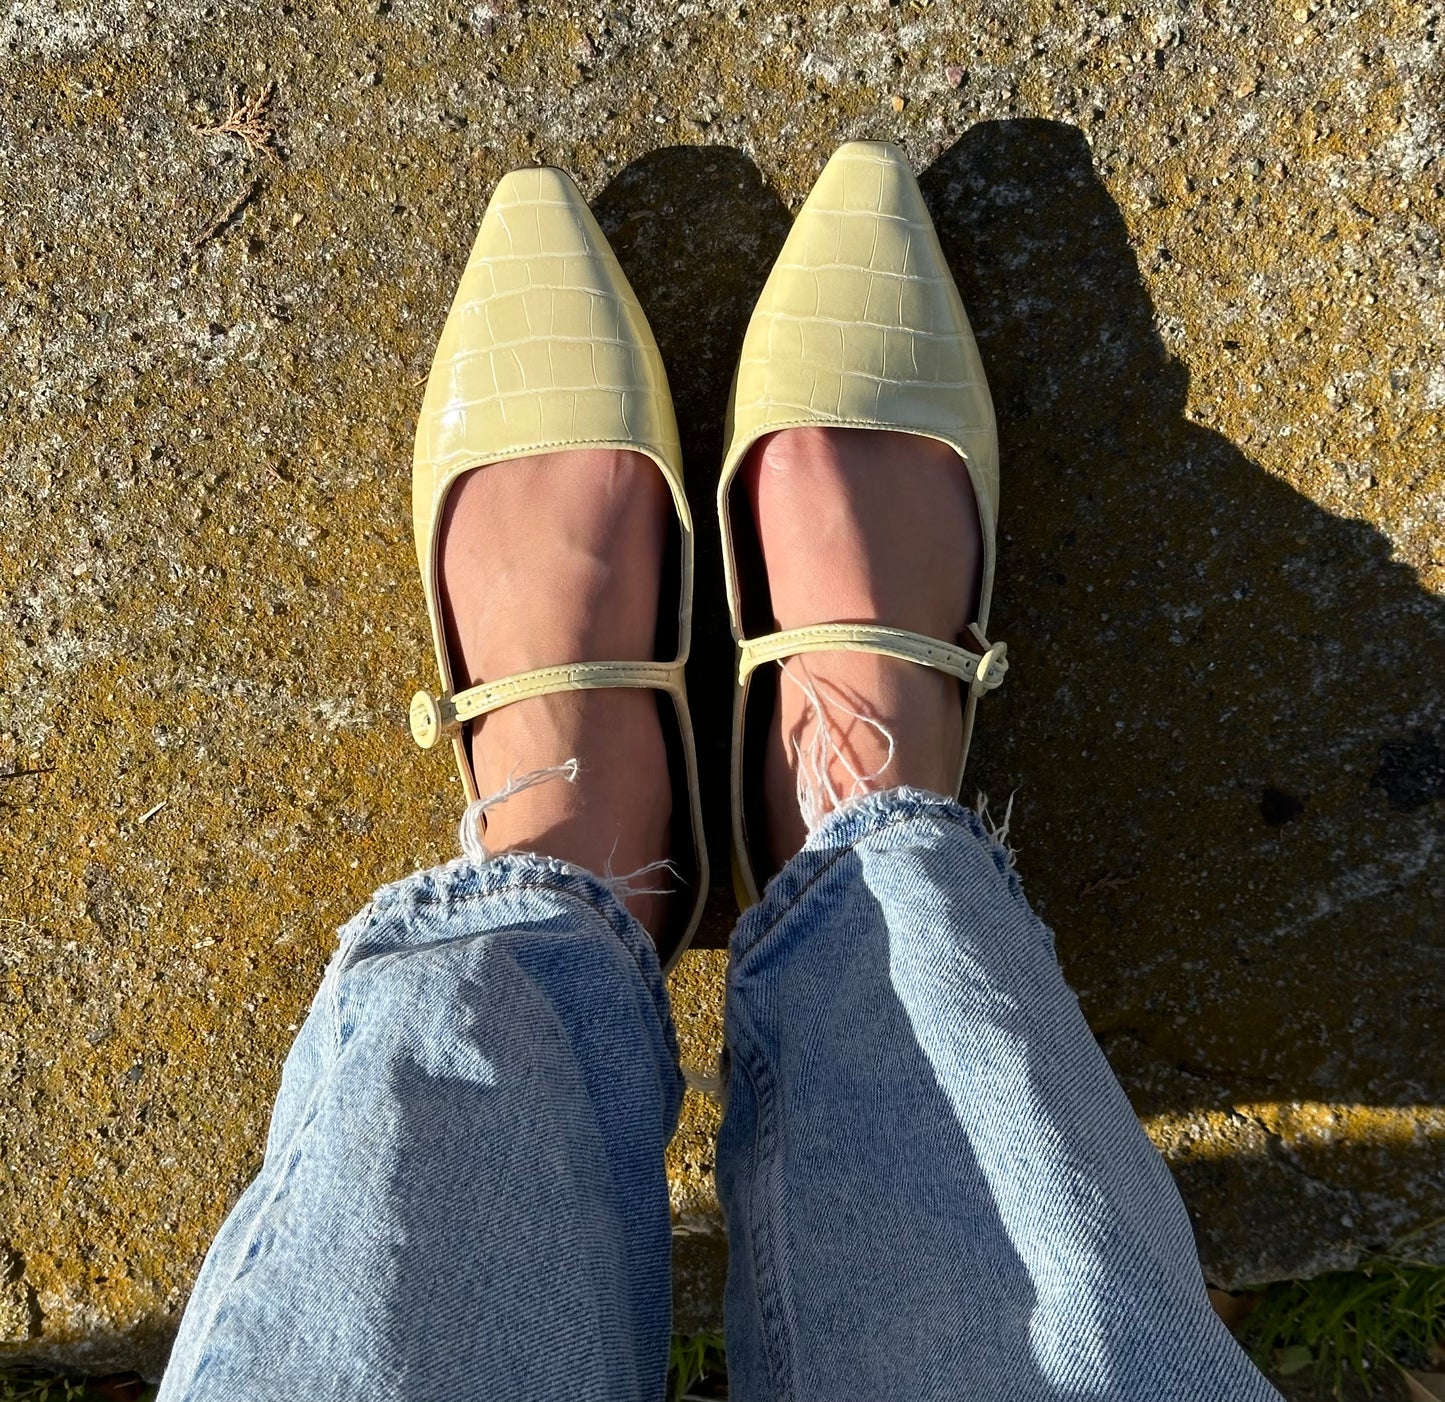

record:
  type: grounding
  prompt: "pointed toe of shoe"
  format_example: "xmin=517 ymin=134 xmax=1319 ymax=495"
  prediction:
xmin=725 ymin=141 xmax=996 ymax=520
xmin=412 ymin=167 xmax=681 ymax=563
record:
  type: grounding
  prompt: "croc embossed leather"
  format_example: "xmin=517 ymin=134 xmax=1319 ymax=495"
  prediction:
xmin=719 ymin=142 xmax=1008 ymax=906
xmin=409 ymin=166 xmax=708 ymax=965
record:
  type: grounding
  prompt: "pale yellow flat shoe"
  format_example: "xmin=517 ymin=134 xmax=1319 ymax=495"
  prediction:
xmin=718 ymin=141 xmax=1008 ymax=906
xmin=409 ymin=165 xmax=708 ymax=965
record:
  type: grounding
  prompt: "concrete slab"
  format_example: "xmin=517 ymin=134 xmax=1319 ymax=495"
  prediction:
xmin=2 ymin=0 xmax=1442 ymax=1375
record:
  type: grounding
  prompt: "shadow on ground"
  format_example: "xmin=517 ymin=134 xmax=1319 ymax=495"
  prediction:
xmin=923 ymin=120 xmax=1444 ymax=1284
xmin=593 ymin=145 xmax=791 ymax=946
xmin=596 ymin=125 xmax=1445 ymax=1286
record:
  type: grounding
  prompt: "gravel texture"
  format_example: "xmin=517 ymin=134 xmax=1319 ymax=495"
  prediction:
xmin=2 ymin=0 xmax=1443 ymax=1375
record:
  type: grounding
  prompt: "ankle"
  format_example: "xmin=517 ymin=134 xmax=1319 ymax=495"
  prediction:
xmin=764 ymin=653 xmax=960 ymax=862
xmin=471 ymin=690 xmax=674 ymax=934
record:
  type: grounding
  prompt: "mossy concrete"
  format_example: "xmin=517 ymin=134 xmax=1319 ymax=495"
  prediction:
xmin=2 ymin=0 xmax=1442 ymax=1376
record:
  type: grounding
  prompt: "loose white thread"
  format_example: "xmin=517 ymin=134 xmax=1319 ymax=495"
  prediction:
xmin=597 ymin=833 xmax=680 ymax=902
xmin=671 ymin=1214 xmax=718 ymax=1238
xmin=782 ymin=659 xmax=897 ymax=834
xmin=682 ymin=1061 xmax=725 ymax=1103
xmin=460 ymin=765 xmax=680 ymax=907
xmin=601 ymin=857 xmax=679 ymax=902
xmin=975 ymin=789 xmax=1019 ymax=867
xmin=458 ymin=759 xmax=581 ymax=862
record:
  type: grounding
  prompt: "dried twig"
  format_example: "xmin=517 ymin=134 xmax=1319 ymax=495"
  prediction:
xmin=190 ymin=177 xmax=260 ymax=252
xmin=197 ymin=81 xmax=280 ymax=163
xmin=1080 ymin=874 xmax=1134 ymax=897
xmin=0 ymin=765 xmax=53 ymax=781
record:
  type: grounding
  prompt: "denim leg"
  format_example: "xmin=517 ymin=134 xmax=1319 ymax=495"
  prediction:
xmin=159 ymin=853 xmax=683 ymax=1402
xmin=717 ymin=788 xmax=1280 ymax=1402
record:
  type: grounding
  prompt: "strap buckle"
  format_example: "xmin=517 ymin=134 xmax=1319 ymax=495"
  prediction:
xmin=409 ymin=689 xmax=453 ymax=749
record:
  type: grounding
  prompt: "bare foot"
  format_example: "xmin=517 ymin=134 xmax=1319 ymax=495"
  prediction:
xmin=743 ymin=426 xmax=983 ymax=871
xmin=439 ymin=449 xmax=674 ymax=936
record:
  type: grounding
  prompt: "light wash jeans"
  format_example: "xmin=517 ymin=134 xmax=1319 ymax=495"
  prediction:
xmin=158 ymin=789 xmax=1279 ymax=1401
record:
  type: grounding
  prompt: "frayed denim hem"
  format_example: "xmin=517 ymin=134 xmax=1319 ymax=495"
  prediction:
xmin=738 ymin=785 xmax=1031 ymax=955
xmin=334 ymin=849 xmax=677 ymax=1064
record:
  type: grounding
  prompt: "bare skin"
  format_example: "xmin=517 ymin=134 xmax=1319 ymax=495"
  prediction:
xmin=437 ymin=426 xmax=982 ymax=930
